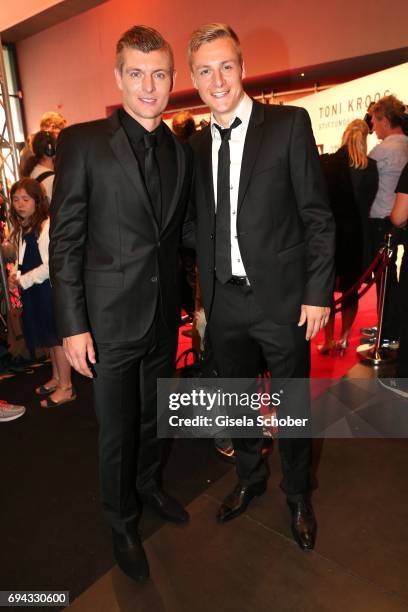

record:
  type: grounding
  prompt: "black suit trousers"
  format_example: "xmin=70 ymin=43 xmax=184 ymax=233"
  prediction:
xmin=208 ymin=281 xmax=312 ymax=497
xmin=92 ymin=308 xmax=178 ymax=536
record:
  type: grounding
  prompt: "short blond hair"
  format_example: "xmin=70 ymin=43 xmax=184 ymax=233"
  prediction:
xmin=372 ymin=95 xmax=406 ymax=128
xmin=341 ymin=119 xmax=369 ymax=169
xmin=187 ymin=23 xmax=242 ymax=68
xmin=39 ymin=111 xmax=67 ymax=131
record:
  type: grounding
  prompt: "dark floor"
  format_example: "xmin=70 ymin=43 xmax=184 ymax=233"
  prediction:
xmin=70 ymin=435 xmax=408 ymax=612
xmin=1 ymin=359 xmax=408 ymax=611
xmin=0 ymin=363 xmax=231 ymax=602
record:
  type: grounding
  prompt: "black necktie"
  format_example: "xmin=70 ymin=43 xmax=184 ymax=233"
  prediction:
xmin=144 ymin=133 xmax=162 ymax=226
xmin=214 ymin=117 xmax=242 ymax=283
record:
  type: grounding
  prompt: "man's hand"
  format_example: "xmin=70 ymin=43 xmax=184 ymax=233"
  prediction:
xmin=298 ymin=305 xmax=331 ymax=341
xmin=63 ymin=332 xmax=96 ymax=378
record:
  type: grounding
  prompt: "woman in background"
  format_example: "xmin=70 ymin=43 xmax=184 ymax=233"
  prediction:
xmin=319 ymin=119 xmax=378 ymax=353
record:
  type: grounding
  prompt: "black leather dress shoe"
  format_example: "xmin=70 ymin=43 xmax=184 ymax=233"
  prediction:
xmin=287 ymin=498 xmax=317 ymax=550
xmin=140 ymin=488 xmax=189 ymax=523
xmin=112 ymin=532 xmax=149 ymax=582
xmin=217 ymin=480 xmax=267 ymax=523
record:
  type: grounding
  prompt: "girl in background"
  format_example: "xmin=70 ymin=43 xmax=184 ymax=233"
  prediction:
xmin=8 ymin=178 xmax=75 ymax=407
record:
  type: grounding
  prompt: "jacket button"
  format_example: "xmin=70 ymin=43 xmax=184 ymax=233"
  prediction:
xmin=151 ymin=276 xmax=158 ymax=282
xmin=210 ymin=233 xmax=214 ymax=240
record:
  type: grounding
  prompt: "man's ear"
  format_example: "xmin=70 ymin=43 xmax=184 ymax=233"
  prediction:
xmin=170 ymin=70 xmax=177 ymax=92
xmin=114 ymin=67 xmax=123 ymax=91
xmin=241 ymin=61 xmax=246 ymax=80
xmin=191 ymin=70 xmax=198 ymax=90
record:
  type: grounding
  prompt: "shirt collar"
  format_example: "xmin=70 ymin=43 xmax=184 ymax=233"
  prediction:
xmin=383 ymin=133 xmax=408 ymax=143
xmin=119 ymin=107 xmax=164 ymax=145
xmin=211 ymin=93 xmax=253 ymax=139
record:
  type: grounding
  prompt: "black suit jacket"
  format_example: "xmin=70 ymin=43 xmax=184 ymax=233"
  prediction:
xmin=49 ymin=110 xmax=193 ymax=343
xmin=189 ymin=100 xmax=335 ymax=324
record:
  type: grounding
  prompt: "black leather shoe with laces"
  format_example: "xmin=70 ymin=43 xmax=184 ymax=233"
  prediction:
xmin=217 ymin=480 xmax=267 ymax=523
xmin=287 ymin=497 xmax=317 ymax=550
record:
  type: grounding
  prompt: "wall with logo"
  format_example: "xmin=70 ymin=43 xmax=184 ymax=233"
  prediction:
xmin=290 ymin=63 xmax=408 ymax=154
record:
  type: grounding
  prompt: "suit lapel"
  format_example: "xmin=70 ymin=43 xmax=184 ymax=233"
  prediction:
xmin=107 ymin=111 xmax=159 ymax=232
xmin=198 ymin=126 xmax=216 ymax=219
xmin=237 ymin=101 xmax=265 ymax=215
xmin=162 ymin=124 xmax=185 ymax=233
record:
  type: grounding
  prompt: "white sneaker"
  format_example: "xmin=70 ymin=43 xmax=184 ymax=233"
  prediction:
xmin=0 ymin=400 xmax=26 ymax=422
xmin=363 ymin=337 xmax=400 ymax=350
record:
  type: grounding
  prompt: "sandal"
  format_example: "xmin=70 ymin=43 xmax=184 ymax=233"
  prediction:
xmin=335 ymin=339 xmax=349 ymax=355
xmin=40 ymin=388 xmax=77 ymax=408
xmin=35 ymin=384 xmax=58 ymax=396
xmin=335 ymin=339 xmax=349 ymax=350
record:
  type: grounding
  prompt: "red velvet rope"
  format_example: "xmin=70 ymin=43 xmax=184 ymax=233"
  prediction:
xmin=332 ymin=246 xmax=393 ymax=313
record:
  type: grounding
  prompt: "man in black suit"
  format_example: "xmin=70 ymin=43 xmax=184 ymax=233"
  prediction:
xmin=50 ymin=26 xmax=192 ymax=581
xmin=188 ymin=24 xmax=335 ymax=550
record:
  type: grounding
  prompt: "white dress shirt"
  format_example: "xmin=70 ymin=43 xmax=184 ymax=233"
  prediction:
xmin=211 ymin=93 xmax=253 ymax=277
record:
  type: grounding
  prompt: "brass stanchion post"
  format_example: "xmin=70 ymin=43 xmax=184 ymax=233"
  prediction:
xmin=358 ymin=233 xmax=396 ymax=365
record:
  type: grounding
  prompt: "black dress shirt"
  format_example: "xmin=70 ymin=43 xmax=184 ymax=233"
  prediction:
xmin=119 ymin=107 xmax=176 ymax=226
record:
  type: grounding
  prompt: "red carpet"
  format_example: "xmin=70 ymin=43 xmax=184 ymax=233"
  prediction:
xmin=177 ymin=285 xmax=378 ymax=379
xmin=311 ymin=285 xmax=377 ymax=378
